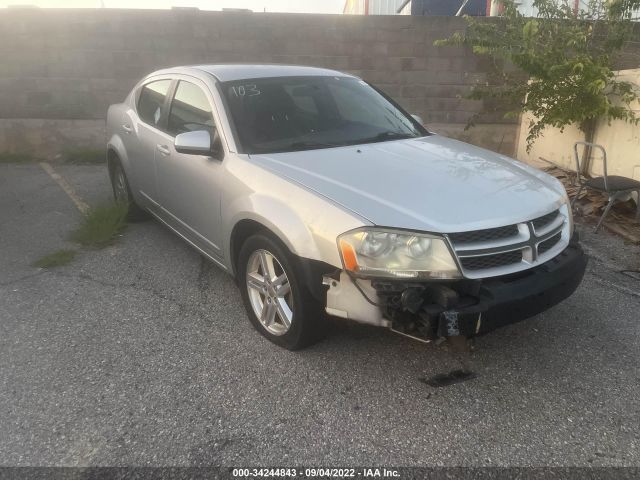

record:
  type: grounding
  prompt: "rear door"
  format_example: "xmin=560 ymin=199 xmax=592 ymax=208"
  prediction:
xmin=124 ymin=78 xmax=173 ymax=206
xmin=155 ymin=78 xmax=224 ymax=260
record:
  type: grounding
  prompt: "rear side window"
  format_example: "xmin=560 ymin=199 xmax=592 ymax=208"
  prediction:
xmin=137 ymin=80 xmax=172 ymax=127
xmin=167 ymin=81 xmax=214 ymax=136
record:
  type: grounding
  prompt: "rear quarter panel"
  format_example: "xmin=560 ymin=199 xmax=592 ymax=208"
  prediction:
xmin=106 ymin=102 xmax=130 ymax=169
xmin=107 ymin=99 xmax=150 ymax=207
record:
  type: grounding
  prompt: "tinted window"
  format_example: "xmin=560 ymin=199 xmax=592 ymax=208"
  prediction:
xmin=137 ymin=80 xmax=171 ymax=127
xmin=327 ymin=82 xmax=402 ymax=131
xmin=221 ymin=76 xmax=426 ymax=154
xmin=167 ymin=81 xmax=214 ymax=136
xmin=283 ymin=84 xmax=318 ymax=115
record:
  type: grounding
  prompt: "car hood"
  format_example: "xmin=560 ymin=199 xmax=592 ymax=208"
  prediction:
xmin=248 ymin=135 xmax=567 ymax=233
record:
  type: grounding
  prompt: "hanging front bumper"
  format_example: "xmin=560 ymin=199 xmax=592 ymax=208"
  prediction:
xmin=324 ymin=233 xmax=587 ymax=339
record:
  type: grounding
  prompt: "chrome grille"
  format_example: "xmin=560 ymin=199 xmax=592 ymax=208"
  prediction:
xmin=460 ymin=250 xmax=522 ymax=271
xmin=532 ymin=210 xmax=560 ymax=232
xmin=448 ymin=208 xmax=567 ymax=278
xmin=448 ymin=225 xmax=518 ymax=244
xmin=538 ymin=232 xmax=562 ymax=255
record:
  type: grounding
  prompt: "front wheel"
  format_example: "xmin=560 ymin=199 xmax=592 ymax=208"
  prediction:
xmin=238 ymin=233 xmax=324 ymax=350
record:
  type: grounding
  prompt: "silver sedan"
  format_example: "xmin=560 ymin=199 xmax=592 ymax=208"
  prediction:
xmin=107 ymin=64 xmax=586 ymax=350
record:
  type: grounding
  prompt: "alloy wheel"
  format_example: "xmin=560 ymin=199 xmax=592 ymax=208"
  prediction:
xmin=245 ymin=249 xmax=294 ymax=336
xmin=113 ymin=165 xmax=129 ymax=205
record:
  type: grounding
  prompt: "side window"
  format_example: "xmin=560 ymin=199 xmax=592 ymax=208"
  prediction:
xmin=137 ymin=80 xmax=172 ymax=127
xmin=167 ymin=81 xmax=214 ymax=137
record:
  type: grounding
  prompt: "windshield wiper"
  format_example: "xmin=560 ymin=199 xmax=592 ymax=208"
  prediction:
xmin=287 ymin=141 xmax=343 ymax=151
xmin=369 ymin=131 xmax=416 ymax=142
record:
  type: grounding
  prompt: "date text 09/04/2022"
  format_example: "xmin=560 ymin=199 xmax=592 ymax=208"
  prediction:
xmin=231 ymin=467 xmax=401 ymax=478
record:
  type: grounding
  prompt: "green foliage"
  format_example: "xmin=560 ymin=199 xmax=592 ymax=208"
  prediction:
xmin=70 ymin=203 xmax=128 ymax=248
xmin=33 ymin=249 xmax=77 ymax=268
xmin=0 ymin=152 xmax=34 ymax=163
xmin=435 ymin=0 xmax=640 ymax=150
xmin=609 ymin=0 xmax=640 ymax=19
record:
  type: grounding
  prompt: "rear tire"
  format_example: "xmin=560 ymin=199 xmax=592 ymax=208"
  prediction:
xmin=110 ymin=160 xmax=148 ymax=221
xmin=238 ymin=233 xmax=324 ymax=350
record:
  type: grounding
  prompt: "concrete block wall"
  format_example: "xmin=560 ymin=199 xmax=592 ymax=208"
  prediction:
xmin=0 ymin=8 xmax=519 ymax=157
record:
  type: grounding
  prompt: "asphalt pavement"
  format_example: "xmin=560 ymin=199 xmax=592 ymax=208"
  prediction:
xmin=1 ymin=162 xmax=639 ymax=467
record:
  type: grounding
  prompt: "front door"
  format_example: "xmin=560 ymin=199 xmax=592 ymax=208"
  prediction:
xmin=155 ymin=79 xmax=224 ymax=260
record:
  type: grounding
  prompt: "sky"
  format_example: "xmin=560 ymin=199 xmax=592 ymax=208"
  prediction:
xmin=0 ymin=0 xmax=345 ymax=13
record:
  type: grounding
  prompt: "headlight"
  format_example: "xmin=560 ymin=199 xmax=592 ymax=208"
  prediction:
xmin=338 ymin=228 xmax=461 ymax=279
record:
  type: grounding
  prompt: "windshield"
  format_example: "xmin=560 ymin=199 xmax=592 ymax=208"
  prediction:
xmin=220 ymin=76 xmax=428 ymax=154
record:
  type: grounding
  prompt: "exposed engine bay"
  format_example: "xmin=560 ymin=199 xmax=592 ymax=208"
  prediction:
xmin=323 ymin=271 xmax=485 ymax=343
xmin=372 ymin=279 xmax=485 ymax=341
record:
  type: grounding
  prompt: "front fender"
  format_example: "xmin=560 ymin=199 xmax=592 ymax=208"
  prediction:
xmin=221 ymin=154 xmax=369 ymax=281
xmin=225 ymin=194 xmax=325 ymax=269
xmin=224 ymin=192 xmax=367 ymax=277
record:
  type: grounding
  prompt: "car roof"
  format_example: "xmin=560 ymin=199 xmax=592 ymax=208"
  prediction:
xmin=184 ymin=64 xmax=354 ymax=82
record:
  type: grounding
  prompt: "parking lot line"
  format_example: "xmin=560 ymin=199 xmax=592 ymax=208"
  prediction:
xmin=39 ymin=162 xmax=90 ymax=215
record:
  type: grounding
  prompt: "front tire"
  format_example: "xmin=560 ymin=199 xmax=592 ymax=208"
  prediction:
xmin=238 ymin=233 xmax=324 ymax=350
xmin=110 ymin=160 xmax=148 ymax=221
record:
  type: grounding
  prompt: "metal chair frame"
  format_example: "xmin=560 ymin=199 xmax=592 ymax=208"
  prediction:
xmin=572 ymin=141 xmax=640 ymax=233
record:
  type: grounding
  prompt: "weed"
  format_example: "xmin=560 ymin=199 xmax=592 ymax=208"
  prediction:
xmin=0 ymin=152 xmax=34 ymax=163
xmin=70 ymin=203 xmax=128 ymax=248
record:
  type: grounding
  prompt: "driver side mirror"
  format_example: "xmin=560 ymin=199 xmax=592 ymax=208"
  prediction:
xmin=174 ymin=129 xmax=224 ymax=159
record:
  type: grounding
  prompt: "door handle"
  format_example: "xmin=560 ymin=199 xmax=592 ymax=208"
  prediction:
xmin=157 ymin=144 xmax=171 ymax=156
xmin=122 ymin=124 xmax=132 ymax=134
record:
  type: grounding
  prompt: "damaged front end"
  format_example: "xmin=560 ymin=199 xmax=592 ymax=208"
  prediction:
xmin=324 ymin=236 xmax=587 ymax=343
xmin=374 ymin=279 xmax=485 ymax=341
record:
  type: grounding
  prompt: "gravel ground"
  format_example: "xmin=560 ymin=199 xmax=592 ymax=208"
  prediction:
xmin=1 ymin=163 xmax=639 ymax=467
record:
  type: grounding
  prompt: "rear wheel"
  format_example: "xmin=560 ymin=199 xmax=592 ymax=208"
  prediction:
xmin=238 ymin=233 xmax=324 ymax=350
xmin=110 ymin=160 xmax=147 ymax=221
